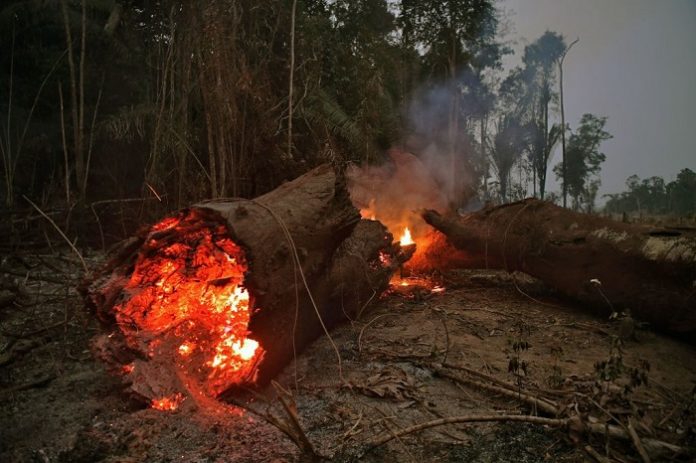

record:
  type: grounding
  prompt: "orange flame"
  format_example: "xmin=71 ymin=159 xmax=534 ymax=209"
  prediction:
xmin=399 ymin=227 xmax=414 ymax=246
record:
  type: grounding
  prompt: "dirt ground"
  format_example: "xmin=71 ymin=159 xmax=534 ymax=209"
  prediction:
xmin=1 ymin=251 xmax=695 ymax=462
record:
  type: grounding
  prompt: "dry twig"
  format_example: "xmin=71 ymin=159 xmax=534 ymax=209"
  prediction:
xmin=22 ymin=196 xmax=87 ymax=273
xmin=627 ymin=418 xmax=651 ymax=463
xmin=357 ymin=313 xmax=395 ymax=354
xmin=433 ymin=365 xmax=558 ymax=415
xmin=270 ymin=380 xmax=320 ymax=459
xmin=584 ymin=444 xmax=613 ymax=463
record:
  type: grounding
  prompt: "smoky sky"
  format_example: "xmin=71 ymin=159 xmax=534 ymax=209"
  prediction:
xmin=501 ymin=0 xmax=696 ymax=197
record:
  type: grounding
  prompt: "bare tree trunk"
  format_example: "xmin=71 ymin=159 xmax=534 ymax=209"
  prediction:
xmin=448 ymin=33 xmax=459 ymax=206
xmin=60 ymin=0 xmax=81 ymax=200
xmin=540 ymin=86 xmax=548 ymax=199
xmin=78 ymin=0 xmax=87 ymax=197
xmin=480 ymin=115 xmax=487 ymax=197
xmin=287 ymin=0 xmax=297 ymax=160
xmin=560 ymin=39 xmax=578 ymax=208
xmin=2 ymin=26 xmax=15 ymax=206
xmin=58 ymin=84 xmax=70 ymax=205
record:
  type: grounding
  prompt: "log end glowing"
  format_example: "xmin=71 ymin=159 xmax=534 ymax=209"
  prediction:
xmin=113 ymin=210 xmax=265 ymax=406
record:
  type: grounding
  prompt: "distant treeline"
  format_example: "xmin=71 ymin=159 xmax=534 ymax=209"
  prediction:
xmin=604 ymin=169 xmax=696 ymax=216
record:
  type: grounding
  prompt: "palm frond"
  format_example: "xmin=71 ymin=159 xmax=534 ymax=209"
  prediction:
xmin=100 ymin=103 xmax=155 ymax=141
xmin=300 ymin=88 xmax=377 ymax=159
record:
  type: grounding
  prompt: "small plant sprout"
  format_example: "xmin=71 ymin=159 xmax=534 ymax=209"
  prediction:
xmin=507 ymin=320 xmax=532 ymax=390
xmin=589 ymin=277 xmax=616 ymax=318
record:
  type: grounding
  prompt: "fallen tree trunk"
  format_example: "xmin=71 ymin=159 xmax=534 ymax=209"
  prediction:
xmin=423 ymin=199 xmax=696 ymax=334
xmin=85 ymin=165 xmax=411 ymax=404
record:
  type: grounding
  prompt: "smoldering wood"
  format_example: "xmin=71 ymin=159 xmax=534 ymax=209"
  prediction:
xmin=85 ymin=164 xmax=412 ymax=399
xmin=423 ymin=199 xmax=696 ymax=334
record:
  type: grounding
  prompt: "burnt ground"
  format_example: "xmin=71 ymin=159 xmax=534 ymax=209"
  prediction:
xmin=1 ymin=251 xmax=695 ymax=462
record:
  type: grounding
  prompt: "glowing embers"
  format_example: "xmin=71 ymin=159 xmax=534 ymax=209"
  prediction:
xmin=113 ymin=210 xmax=264 ymax=405
xmin=151 ymin=393 xmax=185 ymax=411
xmin=388 ymin=274 xmax=446 ymax=296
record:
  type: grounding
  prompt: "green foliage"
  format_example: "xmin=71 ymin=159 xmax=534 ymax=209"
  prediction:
xmin=519 ymin=32 xmax=566 ymax=199
xmin=507 ymin=321 xmax=531 ymax=389
xmin=554 ymin=113 xmax=612 ymax=211
xmin=604 ymin=168 xmax=696 ymax=217
xmin=594 ymin=337 xmax=650 ymax=395
xmin=492 ymin=31 xmax=570 ymax=202
xmin=670 ymin=168 xmax=696 ymax=215
xmin=490 ymin=113 xmax=526 ymax=201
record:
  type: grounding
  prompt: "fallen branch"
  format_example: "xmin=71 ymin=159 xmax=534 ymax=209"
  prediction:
xmin=584 ymin=422 xmax=684 ymax=457
xmin=426 ymin=362 xmax=688 ymax=458
xmin=441 ymin=361 xmax=536 ymax=395
xmin=433 ymin=365 xmax=558 ymax=415
xmin=627 ymin=418 xmax=652 ymax=463
xmin=358 ymin=313 xmax=396 ymax=354
xmin=271 ymin=381 xmax=319 ymax=458
xmin=367 ymin=414 xmax=568 ymax=449
xmin=584 ymin=445 xmax=613 ymax=463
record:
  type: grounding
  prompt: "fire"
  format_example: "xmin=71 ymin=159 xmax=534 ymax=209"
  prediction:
xmin=399 ymin=227 xmax=414 ymax=246
xmin=151 ymin=393 xmax=185 ymax=411
xmin=113 ymin=210 xmax=265 ymax=403
xmin=360 ymin=198 xmax=377 ymax=220
xmin=178 ymin=341 xmax=195 ymax=357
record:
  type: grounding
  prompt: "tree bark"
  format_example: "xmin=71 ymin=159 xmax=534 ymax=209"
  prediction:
xmin=85 ymin=165 xmax=412 ymax=400
xmin=423 ymin=199 xmax=696 ymax=334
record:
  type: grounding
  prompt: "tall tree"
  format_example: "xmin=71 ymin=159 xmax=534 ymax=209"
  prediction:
xmin=300 ymin=0 xmax=400 ymax=163
xmin=668 ymin=168 xmax=696 ymax=215
xmin=521 ymin=31 xmax=566 ymax=200
xmin=554 ymin=113 xmax=611 ymax=211
xmin=0 ymin=0 xmax=123 ymax=207
xmin=558 ymin=38 xmax=578 ymax=208
xmin=527 ymin=119 xmax=562 ymax=198
xmin=399 ymin=0 xmax=499 ymax=204
xmin=490 ymin=113 xmax=526 ymax=202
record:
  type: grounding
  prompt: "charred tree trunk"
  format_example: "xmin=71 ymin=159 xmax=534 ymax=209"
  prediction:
xmin=423 ymin=199 xmax=696 ymax=334
xmin=85 ymin=165 xmax=411 ymax=403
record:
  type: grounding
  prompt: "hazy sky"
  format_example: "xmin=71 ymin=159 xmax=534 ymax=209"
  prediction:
xmin=502 ymin=0 xmax=696 ymax=196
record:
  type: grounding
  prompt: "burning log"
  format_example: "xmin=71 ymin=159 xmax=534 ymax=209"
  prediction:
xmin=86 ymin=165 xmax=412 ymax=406
xmin=423 ymin=199 xmax=696 ymax=334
